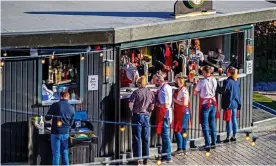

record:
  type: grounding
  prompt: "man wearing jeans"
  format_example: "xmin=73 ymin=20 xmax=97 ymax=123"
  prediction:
xmin=129 ymin=76 xmax=155 ymax=165
xmin=45 ymin=91 xmax=75 ymax=165
xmin=154 ymin=73 xmax=173 ymax=163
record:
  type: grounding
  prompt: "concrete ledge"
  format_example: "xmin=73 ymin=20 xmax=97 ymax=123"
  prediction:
xmin=115 ymin=7 xmax=276 ymax=43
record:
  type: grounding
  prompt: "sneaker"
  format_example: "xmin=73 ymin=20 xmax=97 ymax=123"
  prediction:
xmin=211 ymin=143 xmax=216 ymax=149
xmin=230 ymin=137 xmax=237 ymax=142
xmin=172 ymin=149 xmax=183 ymax=156
xmin=223 ymin=138 xmax=230 ymax=143
xmin=143 ymin=160 xmax=148 ymax=165
xmin=200 ymin=145 xmax=210 ymax=152
xmin=161 ymin=159 xmax=173 ymax=163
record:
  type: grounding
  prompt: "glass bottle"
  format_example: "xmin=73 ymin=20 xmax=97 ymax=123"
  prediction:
xmin=71 ymin=90 xmax=76 ymax=100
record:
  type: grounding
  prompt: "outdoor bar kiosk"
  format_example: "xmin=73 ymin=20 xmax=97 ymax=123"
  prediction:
xmin=2 ymin=0 xmax=273 ymax=164
xmin=117 ymin=1 xmax=254 ymax=156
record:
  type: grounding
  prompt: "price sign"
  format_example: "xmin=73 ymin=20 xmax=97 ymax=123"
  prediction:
xmin=88 ymin=75 xmax=98 ymax=91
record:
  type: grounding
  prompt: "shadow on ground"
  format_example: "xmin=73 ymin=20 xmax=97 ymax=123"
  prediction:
xmin=25 ymin=11 xmax=172 ymax=19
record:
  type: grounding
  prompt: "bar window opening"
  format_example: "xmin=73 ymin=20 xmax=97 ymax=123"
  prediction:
xmin=41 ymin=54 xmax=82 ymax=105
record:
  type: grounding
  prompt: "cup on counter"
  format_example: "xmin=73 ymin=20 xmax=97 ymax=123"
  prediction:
xmin=218 ymin=67 xmax=223 ymax=76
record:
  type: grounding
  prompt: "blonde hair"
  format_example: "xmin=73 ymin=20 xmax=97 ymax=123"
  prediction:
xmin=137 ymin=75 xmax=147 ymax=87
xmin=227 ymin=67 xmax=238 ymax=81
xmin=176 ymin=76 xmax=186 ymax=87
xmin=194 ymin=39 xmax=201 ymax=51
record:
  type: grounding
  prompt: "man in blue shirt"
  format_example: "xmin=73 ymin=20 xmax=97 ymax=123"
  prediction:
xmin=45 ymin=91 xmax=75 ymax=166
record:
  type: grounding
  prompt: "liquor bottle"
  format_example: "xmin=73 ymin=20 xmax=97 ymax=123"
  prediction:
xmin=53 ymin=67 xmax=58 ymax=84
xmin=71 ymin=90 xmax=76 ymax=100
xmin=48 ymin=65 xmax=53 ymax=83
xmin=69 ymin=65 xmax=75 ymax=79
xmin=56 ymin=68 xmax=61 ymax=83
xmin=39 ymin=116 xmax=44 ymax=134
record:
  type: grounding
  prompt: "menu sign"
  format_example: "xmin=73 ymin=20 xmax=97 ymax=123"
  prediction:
xmin=246 ymin=60 xmax=253 ymax=75
xmin=88 ymin=75 xmax=98 ymax=91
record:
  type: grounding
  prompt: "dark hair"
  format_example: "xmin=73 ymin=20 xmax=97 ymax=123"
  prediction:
xmin=60 ymin=91 xmax=70 ymax=98
xmin=202 ymin=65 xmax=212 ymax=74
xmin=189 ymin=46 xmax=196 ymax=52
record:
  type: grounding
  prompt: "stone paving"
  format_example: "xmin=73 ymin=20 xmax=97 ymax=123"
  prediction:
xmin=253 ymin=108 xmax=275 ymax=122
xmin=148 ymin=131 xmax=276 ymax=165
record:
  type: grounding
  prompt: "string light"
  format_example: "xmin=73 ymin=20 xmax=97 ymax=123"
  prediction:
xmin=251 ymin=137 xmax=257 ymax=146
xmin=246 ymin=132 xmax=250 ymax=141
xmin=1 ymin=60 xmax=4 ymax=67
xmin=182 ymin=132 xmax=187 ymax=138
xmin=156 ymin=159 xmax=161 ymax=165
xmin=41 ymin=58 xmax=45 ymax=64
xmin=205 ymin=151 xmax=210 ymax=157
xmin=120 ymin=125 xmax=125 ymax=132
xmin=57 ymin=121 xmax=62 ymax=127
xmin=51 ymin=51 xmax=55 ymax=60
xmin=81 ymin=54 xmax=85 ymax=60
xmin=3 ymin=51 xmax=7 ymax=57
xmin=100 ymin=52 xmax=104 ymax=57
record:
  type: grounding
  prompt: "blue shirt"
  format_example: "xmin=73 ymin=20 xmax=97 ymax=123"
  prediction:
xmin=45 ymin=99 xmax=75 ymax=134
xmin=218 ymin=77 xmax=241 ymax=110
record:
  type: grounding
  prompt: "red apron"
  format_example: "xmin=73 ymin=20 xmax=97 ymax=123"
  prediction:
xmin=223 ymin=109 xmax=240 ymax=121
xmin=155 ymin=84 xmax=168 ymax=134
xmin=172 ymin=87 xmax=192 ymax=132
xmin=120 ymin=69 xmax=132 ymax=87
xmin=164 ymin=45 xmax=173 ymax=67
xmin=199 ymin=97 xmax=220 ymax=124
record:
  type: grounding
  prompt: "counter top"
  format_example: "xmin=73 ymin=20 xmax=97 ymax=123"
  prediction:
xmin=120 ymin=73 xmax=247 ymax=99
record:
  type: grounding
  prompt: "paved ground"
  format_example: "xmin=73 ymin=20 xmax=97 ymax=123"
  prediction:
xmin=252 ymin=108 xmax=275 ymax=122
xmin=148 ymin=131 xmax=276 ymax=165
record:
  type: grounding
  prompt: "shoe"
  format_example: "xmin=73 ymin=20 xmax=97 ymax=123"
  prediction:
xmin=211 ymin=143 xmax=216 ymax=149
xmin=137 ymin=160 xmax=143 ymax=166
xmin=161 ymin=159 xmax=173 ymax=163
xmin=223 ymin=138 xmax=230 ymax=143
xmin=143 ymin=160 xmax=148 ymax=165
xmin=200 ymin=145 xmax=210 ymax=152
xmin=183 ymin=149 xmax=188 ymax=156
xmin=230 ymin=137 xmax=237 ymax=142
xmin=172 ymin=149 xmax=183 ymax=156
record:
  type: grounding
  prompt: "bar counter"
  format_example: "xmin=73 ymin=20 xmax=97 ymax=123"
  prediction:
xmin=119 ymin=73 xmax=252 ymax=152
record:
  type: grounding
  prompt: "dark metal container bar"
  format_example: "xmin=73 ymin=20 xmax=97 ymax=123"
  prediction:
xmin=0 ymin=46 xmax=118 ymax=163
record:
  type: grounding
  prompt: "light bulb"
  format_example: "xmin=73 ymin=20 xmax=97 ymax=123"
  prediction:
xmin=51 ymin=55 xmax=55 ymax=60
xmin=251 ymin=142 xmax=256 ymax=146
xmin=156 ymin=160 xmax=161 ymax=165
xmin=120 ymin=126 xmax=125 ymax=132
xmin=41 ymin=59 xmax=45 ymax=64
xmin=57 ymin=121 xmax=62 ymax=127
xmin=100 ymin=52 xmax=103 ymax=57
xmin=81 ymin=55 xmax=85 ymax=60
xmin=246 ymin=136 xmax=250 ymax=141
xmin=1 ymin=61 xmax=4 ymax=67
xmin=182 ymin=132 xmax=187 ymax=138
xmin=205 ymin=151 xmax=210 ymax=157
xmin=3 ymin=52 xmax=7 ymax=57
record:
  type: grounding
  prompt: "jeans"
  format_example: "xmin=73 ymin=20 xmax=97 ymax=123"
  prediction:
xmin=175 ymin=108 xmax=190 ymax=150
xmin=226 ymin=109 xmax=238 ymax=138
xmin=201 ymin=103 xmax=217 ymax=147
xmin=132 ymin=113 xmax=150 ymax=161
xmin=161 ymin=118 xmax=171 ymax=160
xmin=51 ymin=134 xmax=69 ymax=166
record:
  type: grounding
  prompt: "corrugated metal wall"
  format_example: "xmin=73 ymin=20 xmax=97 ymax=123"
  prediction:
xmin=1 ymin=46 xmax=117 ymax=163
xmin=119 ymin=74 xmax=253 ymax=152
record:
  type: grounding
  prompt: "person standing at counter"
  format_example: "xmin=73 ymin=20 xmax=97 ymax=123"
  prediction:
xmin=194 ymin=66 xmax=220 ymax=151
xmin=45 ymin=91 xmax=75 ymax=166
xmin=154 ymin=73 xmax=173 ymax=163
xmin=189 ymin=46 xmax=204 ymax=66
xmin=217 ymin=67 xmax=241 ymax=142
xmin=172 ymin=75 xmax=190 ymax=155
xmin=128 ymin=76 xmax=155 ymax=165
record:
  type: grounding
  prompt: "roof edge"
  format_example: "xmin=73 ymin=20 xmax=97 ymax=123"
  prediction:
xmin=114 ymin=7 xmax=276 ymax=43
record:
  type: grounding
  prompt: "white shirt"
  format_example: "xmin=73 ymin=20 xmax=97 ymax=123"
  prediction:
xmin=190 ymin=50 xmax=204 ymax=62
xmin=195 ymin=77 xmax=217 ymax=100
xmin=158 ymin=83 xmax=173 ymax=122
xmin=176 ymin=87 xmax=189 ymax=106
